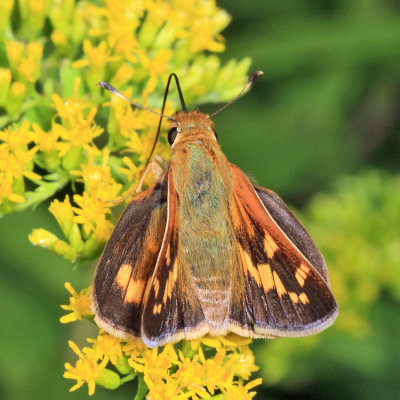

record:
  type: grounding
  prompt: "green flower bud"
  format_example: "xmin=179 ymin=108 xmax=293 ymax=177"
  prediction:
xmin=0 ymin=68 xmax=11 ymax=106
xmin=62 ymin=147 xmax=83 ymax=171
xmin=0 ymin=0 xmax=14 ymax=35
xmin=6 ymin=82 xmax=26 ymax=118
xmin=95 ymin=368 xmax=121 ymax=390
xmin=115 ymin=355 xmax=133 ymax=375
xmin=29 ymin=228 xmax=78 ymax=262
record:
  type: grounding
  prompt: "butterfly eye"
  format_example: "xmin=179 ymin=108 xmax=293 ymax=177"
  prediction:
xmin=168 ymin=127 xmax=178 ymax=145
xmin=213 ymin=130 xmax=218 ymax=140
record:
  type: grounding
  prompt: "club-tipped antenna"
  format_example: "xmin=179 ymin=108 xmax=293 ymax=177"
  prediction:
xmin=97 ymin=81 xmax=176 ymax=121
xmin=209 ymin=71 xmax=264 ymax=118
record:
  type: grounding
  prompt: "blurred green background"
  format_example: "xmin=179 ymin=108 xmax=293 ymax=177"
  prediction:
xmin=1 ymin=1 xmax=400 ymax=399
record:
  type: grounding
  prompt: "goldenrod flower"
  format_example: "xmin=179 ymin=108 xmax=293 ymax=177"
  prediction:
xmin=71 ymin=149 xmax=122 ymax=203
xmin=53 ymin=109 xmax=103 ymax=159
xmin=64 ymin=340 xmax=109 ymax=395
xmin=85 ymin=332 xmax=124 ymax=366
xmin=73 ymin=40 xmax=119 ymax=70
xmin=0 ymin=122 xmax=40 ymax=207
xmin=220 ymin=379 xmax=262 ymax=400
xmin=60 ymin=283 xmax=92 ymax=323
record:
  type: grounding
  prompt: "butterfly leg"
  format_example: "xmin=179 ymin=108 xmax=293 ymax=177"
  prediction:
xmin=135 ymin=155 xmax=168 ymax=194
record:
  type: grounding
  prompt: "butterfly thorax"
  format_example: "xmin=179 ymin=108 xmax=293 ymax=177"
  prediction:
xmin=169 ymin=111 xmax=237 ymax=333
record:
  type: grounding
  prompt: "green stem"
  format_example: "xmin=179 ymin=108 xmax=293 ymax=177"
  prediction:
xmin=120 ymin=372 xmax=137 ymax=385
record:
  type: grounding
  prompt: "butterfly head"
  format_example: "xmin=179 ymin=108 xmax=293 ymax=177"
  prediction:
xmin=167 ymin=110 xmax=217 ymax=146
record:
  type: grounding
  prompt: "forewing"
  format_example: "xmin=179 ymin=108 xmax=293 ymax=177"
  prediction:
xmin=91 ymin=180 xmax=167 ymax=339
xmin=141 ymin=169 xmax=207 ymax=347
xmin=255 ymin=186 xmax=328 ymax=282
xmin=229 ymin=164 xmax=338 ymax=337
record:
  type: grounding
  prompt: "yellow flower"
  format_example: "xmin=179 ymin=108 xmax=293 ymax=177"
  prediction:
xmin=64 ymin=340 xmax=108 ymax=395
xmin=122 ymin=340 xmax=151 ymax=372
xmin=92 ymin=214 xmax=114 ymax=243
xmin=51 ymin=78 xmax=94 ymax=126
xmin=0 ymin=122 xmax=41 ymax=205
xmin=73 ymin=40 xmax=119 ymax=69
xmin=220 ymin=378 xmax=262 ymax=400
xmin=5 ymin=40 xmax=25 ymax=69
xmin=172 ymin=352 xmax=212 ymax=398
xmin=17 ymin=42 xmax=43 ymax=83
xmin=118 ymin=156 xmax=141 ymax=183
xmin=89 ymin=4 xmax=142 ymax=58
xmin=85 ymin=332 xmax=124 ymax=366
xmin=0 ymin=169 xmax=25 ymax=203
xmin=60 ymin=283 xmax=92 ymax=323
xmin=31 ymin=123 xmax=60 ymax=152
xmin=71 ymin=149 xmax=122 ymax=202
xmin=143 ymin=345 xmax=178 ymax=386
xmin=230 ymin=345 xmax=259 ymax=380
xmin=73 ymin=192 xmax=111 ymax=236
xmin=139 ymin=49 xmax=173 ymax=92
xmin=146 ymin=376 xmax=187 ymax=400
xmin=49 ymin=196 xmax=74 ymax=229
xmin=53 ymin=111 xmax=102 ymax=157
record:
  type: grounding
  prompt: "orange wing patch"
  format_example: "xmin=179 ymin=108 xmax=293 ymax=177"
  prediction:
xmin=114 ymin=264 xmax=147 ymax=305
xmin=115 ymin=264 xmax=133 ymax=290
xmin=264 ymin=234 xmax=278 ymax=258
xmin=295 ymin=263 xmax=310 ymax=287
xmin=272 ymin=271 xmax=287 ymax=299
xmin=229 ymin=163 xmax=338 ymax=337
xmin=258 ymin=264 xmax=274 ymax=292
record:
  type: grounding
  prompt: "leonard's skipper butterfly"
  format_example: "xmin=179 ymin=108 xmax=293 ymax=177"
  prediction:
xmin=91 ymin=72 xmax=338 ymax=347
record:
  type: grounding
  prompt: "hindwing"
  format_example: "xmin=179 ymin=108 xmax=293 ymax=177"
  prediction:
xmin=141 ymin=169 xmax=207 ymax=347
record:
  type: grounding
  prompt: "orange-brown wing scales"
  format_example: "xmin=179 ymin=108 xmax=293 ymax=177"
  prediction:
xmin=141 ymin=170 xmax=206 ymax=347
xmin=229 ymin=164 xmax=338 ymax=336
xmin=91 ymin=181 xmax=167 ymax=338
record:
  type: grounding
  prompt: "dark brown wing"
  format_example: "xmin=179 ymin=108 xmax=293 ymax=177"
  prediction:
xmin=91 ymin=180 xmax=167 ymax=339
xmin=255 ymin=186 xmax=328 ymax=282
xmin=228 ymin=164 xmax=338 ymax=338
xmin=141 ymin=169 xmax=207 ymax=347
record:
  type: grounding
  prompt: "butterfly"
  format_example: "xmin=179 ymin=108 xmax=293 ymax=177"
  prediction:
xmin=91 ymin=72 xmax=338 ymax=347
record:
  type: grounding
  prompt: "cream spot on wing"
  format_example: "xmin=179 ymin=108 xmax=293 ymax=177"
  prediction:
xmin=264 ymin=234 xmax=278 ymax=258
xmin=124 ymin=279 xmax=146 ymax=304
xmin=152 ymin=303 xmax=162 ymax=315
xmin=299 ymin=292 xmax=309 ymax=304
xmin=153 ymin=278 xmax=160 ymax=297
xmin=273 ymin=271 xmax=287 ymax=298
xmin=240 ymin=248 xmax=261 ymax=286
xmin=259 ymin=263 xmax=274 ymax=291
xmin=163 ymin=262 xmax=177 ymax=304
xmin=300 ymin=263 xmax=310 ymax=274
xmin=295 ymin=262 xmax=310 ymax=287
xmin=115 ymin=264 xmax=133 ymax=290
xmin=288 ymin=292 xmax=299 ymax=303
xmin=295 ymin=270 xmax=305 ymax=287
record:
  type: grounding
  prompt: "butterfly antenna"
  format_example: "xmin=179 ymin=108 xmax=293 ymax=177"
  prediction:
xmin=209 ymin=71 xmax=264 ymax=118
xmin=97 ymin=81 xmax=176 ymax=121
xmin=145 ymin=73 xmax=187 ymax=167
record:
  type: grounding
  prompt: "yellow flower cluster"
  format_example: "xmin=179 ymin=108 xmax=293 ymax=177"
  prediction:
xmin=1 ymin=0 xmax=257 ymax=397
xmin=0 ymin=122 xmax=40 ymax=209
xmin=61 ymin=283 xmax=261 ymax=398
